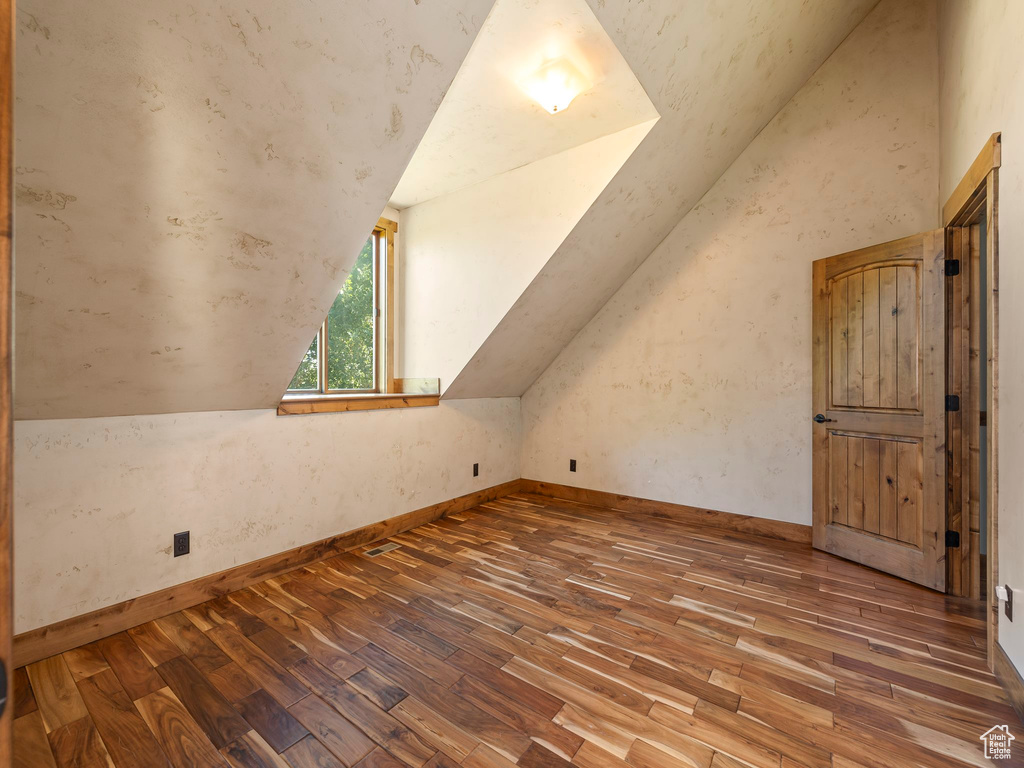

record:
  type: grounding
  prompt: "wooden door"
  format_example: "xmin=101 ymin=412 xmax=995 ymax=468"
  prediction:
xmin=812 ymin=231 xmax=946 ymax=591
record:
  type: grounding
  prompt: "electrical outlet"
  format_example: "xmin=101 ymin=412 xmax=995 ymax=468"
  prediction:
xmin=173 ymin=531 xmax=190 ymax=557
xmin=569 ymin=459 xmax=577 ymax=472
xmin=1006 ymin=585 xmax=1013 ymax=621
xmin=473 ymin=462 xmax=479 ymax=477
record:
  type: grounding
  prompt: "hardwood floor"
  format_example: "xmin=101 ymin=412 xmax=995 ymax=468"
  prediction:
xmin=12 ymin=492 xmax=1021 ymax=768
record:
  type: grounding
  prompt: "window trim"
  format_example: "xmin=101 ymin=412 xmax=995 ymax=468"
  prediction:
xmin=284 ymin=217 xmax=396 ymax=397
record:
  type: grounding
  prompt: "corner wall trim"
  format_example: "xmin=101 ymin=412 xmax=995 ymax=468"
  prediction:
xmin=520 ymin=479 xmax=812 ymax=544
xmin=13 ymin=478 xmax=522 ymax=667
xmin=995 ymin=642 xmax=1024 ymax=725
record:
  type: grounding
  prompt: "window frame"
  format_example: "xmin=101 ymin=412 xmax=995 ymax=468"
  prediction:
xmin=285 ymin=217 xmax=397 ymax=397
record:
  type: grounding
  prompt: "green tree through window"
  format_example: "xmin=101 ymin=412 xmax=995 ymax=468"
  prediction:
xmin=288 ymin=333 xmax=318 ymax=390
xmin=327 ymin=236 xmax=375 ymax=389
xmin=288 ymin=234 xmax=376 ymax=391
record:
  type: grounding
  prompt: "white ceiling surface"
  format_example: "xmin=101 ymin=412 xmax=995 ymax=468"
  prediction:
xmin=389 ymin=0 xmax=659 ymax=209
xmin=13 ymin=0 xmax=493 ymax=419
xmin=442 ymin=0 xmax=879 ymax=399
xmin=14 ymin=0 xmax=881 ymax=419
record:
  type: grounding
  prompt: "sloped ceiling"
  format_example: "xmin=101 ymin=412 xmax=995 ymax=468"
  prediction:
xmin=442 ymin=0 xmax=879 ymax=398
xmin=13 ymin=0 xmax=492 ymax=419
xmin=394 ymin=0 xmax=660 ymax=394
xmin=14 ymin=0 xmax=879 ymax=419
xmin=401 ymin=121 xmax=657 ymax=392
xmin=389 ymin=0 xmax=658 ymax=208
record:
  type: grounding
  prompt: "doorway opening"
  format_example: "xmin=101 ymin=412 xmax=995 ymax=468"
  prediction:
xmin=943 ymin=133 xmax=999 ymax=664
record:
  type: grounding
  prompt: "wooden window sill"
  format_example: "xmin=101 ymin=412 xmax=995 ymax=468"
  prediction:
xmin=277 ymin=393 xmax=439 ymax=415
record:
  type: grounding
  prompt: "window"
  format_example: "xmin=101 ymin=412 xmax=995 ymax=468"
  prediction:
xmin=286 ymin=218 xmax=396 ymax=396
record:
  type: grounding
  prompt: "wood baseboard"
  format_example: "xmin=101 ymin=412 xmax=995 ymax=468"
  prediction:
xmin=519 ymin=479 xmax=812 ymax=544
xmin=995 ymin=642 xmax=1024 ymax=726
xmin=14 ymin=477 xmax=812 ymax=665
xmin=13 ymin=479 xmax=521 ymax=667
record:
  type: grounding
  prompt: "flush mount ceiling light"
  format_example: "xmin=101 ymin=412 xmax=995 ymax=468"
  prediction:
xmin=519 ymin=57 xmax=590 ymax=114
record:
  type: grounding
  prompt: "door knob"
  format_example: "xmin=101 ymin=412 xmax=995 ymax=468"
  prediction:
xmin=813 ymin=414 xmax=834 ymax=423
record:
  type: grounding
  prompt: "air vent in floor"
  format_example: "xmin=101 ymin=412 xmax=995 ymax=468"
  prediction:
xmin=365 ymin=542 xmax=400 ymax=557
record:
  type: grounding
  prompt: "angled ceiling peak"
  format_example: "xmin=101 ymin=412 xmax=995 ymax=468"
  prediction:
xmin=439 ymin=0 xmax=879 ymax=399
xmin=396 ymin=0 xmax=660 ymax=392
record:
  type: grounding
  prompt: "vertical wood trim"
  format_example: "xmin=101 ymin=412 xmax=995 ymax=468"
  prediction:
xmin=986 ymin=168 xmax=1000 ymax=669
xmin=811 ymin=259 xmax=829 ymax=550
xmin=381 ymin=221 xmax=397 ymax=394
xmin=0 ymin=0 xmax=12 ymax=759
xmin=968 ymin=223 xmax=982 ymax=600
xmin=919 ymin=229 xmax=947 ymax=589
xmin=946 ymin=227 xmax=966 ymax=596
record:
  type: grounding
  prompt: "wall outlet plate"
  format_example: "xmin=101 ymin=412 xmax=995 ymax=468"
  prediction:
xmin=569 ymin=459 xmax=577 ymax=472
xmin=174 ymin=531 xmax=190 ymax=557
xmin=473 ymin=463 xmax=479 ymax=477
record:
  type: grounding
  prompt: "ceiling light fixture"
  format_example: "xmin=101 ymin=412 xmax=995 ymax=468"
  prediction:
xmin=519 ymin=57 xmax=590 ymax=114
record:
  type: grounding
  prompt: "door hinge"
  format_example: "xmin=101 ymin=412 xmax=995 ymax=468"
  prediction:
xmin=946 ymin=394 xmax=960 ymax=412
xmin=945 ymin=530 xmax=961 ymax=548
xmin=945 ymin=259 xmax=961 ymax=276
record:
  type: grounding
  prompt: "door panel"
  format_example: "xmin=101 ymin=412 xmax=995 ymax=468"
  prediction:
xmin=813 ymin=231 xmax=945 ymax=590
xmin=831 ymin=265 xmax=921 ymax=410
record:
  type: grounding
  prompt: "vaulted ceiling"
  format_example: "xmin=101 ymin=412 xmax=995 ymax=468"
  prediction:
xmin=13 ymin=0 xmax=491 ymax=419
xmin=14 ymin=0 xmax=878 ymax=419
xmin=443 ymin=0 xmax=879 ymax=398
xmin=389 ymin=0 xmax=658 ymax=209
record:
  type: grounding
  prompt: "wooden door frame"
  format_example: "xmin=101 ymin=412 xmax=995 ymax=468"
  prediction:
xmin=942 ymin=133 xmax=1000 ymax=667
xmin=0 ymin=0 xmax=12 ymax=761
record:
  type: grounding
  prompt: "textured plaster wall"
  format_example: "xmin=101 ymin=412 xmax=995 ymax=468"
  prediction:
xmin=521 ymin=0 xmax=939 ymax=525
xmin=938 ymin=0 xmax=1024 ymax=672
xmin=400 ymin=121 xmax=655 ymax=390
xmin=14 ymin=399 xmax=520 ymax=632
xmin=13 ymin=0 xmax=493 ymax=419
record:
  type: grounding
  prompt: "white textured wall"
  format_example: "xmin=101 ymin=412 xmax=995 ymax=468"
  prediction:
xmin=400 ymin=122 xmax=654 ymax=390
xmin=14 ymin=0 xmax=493 ymax=420
xmin=521 ymin=0 xmax=939 ymax=525
xmin=14 ymin=399 xmax=520 ymax=632
xmin=938 ymin=0 xmax=1024 ymax=673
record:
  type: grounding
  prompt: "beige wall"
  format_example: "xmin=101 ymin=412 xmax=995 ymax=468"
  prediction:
xmin=13 ymin=0 xmax=493 ymax=420
xmin=400 ymin=122 xmax=653 ymax=390
xmin=938 ymin=0 xmax=1024 ymax=672
xmin=521 ymin=0 xmax=939 ymax=524
xmin=14 ymin=399 xmax=520 ymax=632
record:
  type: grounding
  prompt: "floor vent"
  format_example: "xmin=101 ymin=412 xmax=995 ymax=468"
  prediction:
xmin=365 ymin=542 xmax=400 ymax=557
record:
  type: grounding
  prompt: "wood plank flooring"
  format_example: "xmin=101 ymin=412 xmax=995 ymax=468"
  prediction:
xmin=13 ymin=492 xmax=1022 ymax=768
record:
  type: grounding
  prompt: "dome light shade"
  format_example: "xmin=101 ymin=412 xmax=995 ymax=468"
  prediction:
xmin=519 ymin=57 xmax=590 ymax=114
